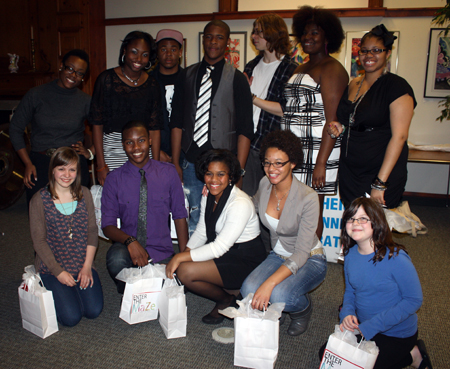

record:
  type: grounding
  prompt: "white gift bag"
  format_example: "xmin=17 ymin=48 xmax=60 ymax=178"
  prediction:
xmin=319 ymin=326 xmax=379 ymax=369
xmin=220 ymin=293 xmax=285 ymax=369
xmin=18 ymin=265 xmax=58 ymax=339
xmin=90 ymin=185 xmax=108 ymax=239
xmin=158 ymin=275 xmax=187 ymax=339
xmin=116 ymin=264 xmax=165 ymax=325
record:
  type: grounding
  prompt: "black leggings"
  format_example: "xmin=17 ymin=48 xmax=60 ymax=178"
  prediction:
xmin=319 ymin=330 xmax=418 ymax=369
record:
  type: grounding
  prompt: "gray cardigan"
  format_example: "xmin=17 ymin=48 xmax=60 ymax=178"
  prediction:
xmin=253 ymin=176 xmax=319 ymax=274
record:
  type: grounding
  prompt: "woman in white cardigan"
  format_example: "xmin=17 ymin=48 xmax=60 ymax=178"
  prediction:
xmin=241 ymin=130 xmax=327 ymax=336
xmin=166 ymin=149 xmax=266 ymax=324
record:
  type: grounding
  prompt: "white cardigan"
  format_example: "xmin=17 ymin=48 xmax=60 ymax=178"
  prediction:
xmin=188 ymin=186 xmax=261 ymax=262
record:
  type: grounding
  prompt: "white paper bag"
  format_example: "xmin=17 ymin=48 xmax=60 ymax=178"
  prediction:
xmin=220 ymin=293 xmax=285 ymax=369
xmin=158 ymin=276 xmax=187 ymax=339
xmin=18 ymin=265 xmax=58 ymax=339
xmin=117 ymin=264 xmax=164 ymax=325
xmin=90 ymin=185 xmax=108 ymax=239
xmin=320 ymin=326 xmax=379 ymax=369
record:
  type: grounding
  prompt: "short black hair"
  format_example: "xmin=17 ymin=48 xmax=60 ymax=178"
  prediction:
xmin=195 ymin=149 xmax=241 ymax=184
xmin=121 ymin=120 xmax=149 ymax=138
xmin=260 ymin=130 xmax=304 ymax=170
xmin=204 ymin=20 xmax=231 ymax=39
xmin=62 ymin=49 xmax=90 ymax=73
xmin=118 ymin=30 xmax=157 ymax=67
xmin=292 ymin=6 xmax=344 ymax=54
xmin=360 ymin=24 xmax=397 ymax=51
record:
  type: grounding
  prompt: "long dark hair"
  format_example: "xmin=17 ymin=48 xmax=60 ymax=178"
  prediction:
xmin=48 ymin=147 xmax=83 ymax=200
xmin=341 ymin=197 xmax=406 ymax=264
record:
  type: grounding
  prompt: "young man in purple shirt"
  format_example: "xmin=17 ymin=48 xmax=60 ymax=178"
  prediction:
xmin=102 ymin=120 xmax=188 ymax=293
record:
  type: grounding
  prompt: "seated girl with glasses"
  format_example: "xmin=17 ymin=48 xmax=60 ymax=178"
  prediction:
xmin=241 ymin=130 xmax=327 ymax=336
xmin=330 ymin=197 xmax=432 ymax=369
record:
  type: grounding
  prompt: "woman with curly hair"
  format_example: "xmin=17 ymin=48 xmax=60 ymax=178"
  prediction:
xmin=166 ymin=149 xmax=266 ymax=325
xmin=253 ymin=6 xmax=348 ymax=238
xmin=241 ymin=130 xmax=327 ymax=336
xmin=335 ymin=197 xmax=432 ymax=369
xmin=328 ymin=25 xmax=416 ymax=209
xmin=90 ymin=31 xmax=162 ymax=185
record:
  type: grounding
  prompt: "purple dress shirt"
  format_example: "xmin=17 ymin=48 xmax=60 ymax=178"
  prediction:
xmin=101 ymin=159 xmax=187 ymax=263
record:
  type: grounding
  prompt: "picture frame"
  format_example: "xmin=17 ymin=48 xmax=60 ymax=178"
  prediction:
xmin=344 ymin=31 xmax=399 ymax=80
xmin=289 ymin=35 xmax=309 ymax=64
xmin=199 ymin=32 xmax=247 ymax=72
xmin=424 ymin=28 xmax=450 ymax=98
xmin=181 ymin=38 xmax=187 ymax=68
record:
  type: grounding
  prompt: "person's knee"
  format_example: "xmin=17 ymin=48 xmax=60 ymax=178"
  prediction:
xmin=106 ymin=243 xmax=131 ymax=278
xmin=84 ymin=301 xmax=103 ymax=320
xmin=58 ymin=308 xmax=83 ymax=327
xmin=240 ymin=277 xmax=257 ymax=298
xmin=176 ymin=263 xmax=196 ymax=286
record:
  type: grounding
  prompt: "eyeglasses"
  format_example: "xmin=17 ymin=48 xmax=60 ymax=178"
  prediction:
xmin=358 ymin=48 xmax=388 ymax=56
xmin=63 ymin=65 xmax=85 ymax=78
xmin=262 ymin=160 xmax=290 ymax=169
xmin=346 ymin=217 xmax=371 ymax=224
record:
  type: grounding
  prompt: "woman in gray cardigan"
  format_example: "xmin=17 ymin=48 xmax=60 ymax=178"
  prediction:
xmin=241 ymin=130 xmax=327 ymax=336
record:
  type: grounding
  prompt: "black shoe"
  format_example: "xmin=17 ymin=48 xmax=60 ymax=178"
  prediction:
xmin=279 ymin=312 xmax=287 ymax=326
xmin=417 ymin=339 xmax=433 ymax=369
xmin=287 ymin=295 xmax=312 ymax=336
xmin=202 ymin=313 xmax=225 ymax=325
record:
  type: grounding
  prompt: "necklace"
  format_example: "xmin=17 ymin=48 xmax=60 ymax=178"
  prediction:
xmin=273 ymin=186 xmax=289 ymax=211
xmin=58 ymin=198 xmax=74 ymax=239
xmin=121 ymin=67 xmax=141 ymax=86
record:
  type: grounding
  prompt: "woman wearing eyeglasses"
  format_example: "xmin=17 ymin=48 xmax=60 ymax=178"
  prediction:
xmin=251 ymin=6 xmax=348 ymax=239
xmin=328 ymin=24 xmax=416 ymax=209
xmin=10 ymin=49 xmax=92 ymax=204
xmin=241 ymin=130 xmax=327 ymax=336
xmin=333 ymin=197 xmax=432 ymax=369
xmin=89 ymin=31 xmax=162 ymax=185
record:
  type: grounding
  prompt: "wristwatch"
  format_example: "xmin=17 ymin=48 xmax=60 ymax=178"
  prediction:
xmin=240 ymin=169 xmax=246 ymax=177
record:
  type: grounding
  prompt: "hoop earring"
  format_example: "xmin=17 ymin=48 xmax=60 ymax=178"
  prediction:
xmin=59 ymin=68 xmax=62 ymax=72
xmin=121 ymin=54 xmax=125 ymax=64
xmin=81 ymin=79 xmax=84 ymax=82
xmin=145 ymin=61 xmax=152 ymax=70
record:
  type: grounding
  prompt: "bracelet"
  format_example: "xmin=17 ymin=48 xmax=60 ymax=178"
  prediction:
xmin=96 ymin=164 xmax=108 ymax=172
xmin=87 ymin=149 xmax=94 ymax=161
xmin=124 ymin=236 xmax=138 ymax=247
xmin=341 ymin=125 xmax=346 ymax=135
xmin=252 ymin=93 xmax=257 ymax=101
xmin=372 ymin=176 xmax=390 ymax=188
xmin=371 ymin=183 xmax=387 ymax=191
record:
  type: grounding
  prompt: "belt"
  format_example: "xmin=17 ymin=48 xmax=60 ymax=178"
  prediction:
xmin=37 ymin=148 xmax=57 ymax=157
xmin=275 ymin=247 xmax=324 ymax=260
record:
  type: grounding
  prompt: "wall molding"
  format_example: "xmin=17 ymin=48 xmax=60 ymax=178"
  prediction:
xmin=105 ymin=7 xmax=439 ymax=26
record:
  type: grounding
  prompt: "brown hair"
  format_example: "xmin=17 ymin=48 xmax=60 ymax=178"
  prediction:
xmin=48 ymin=147 xmax=83 ymax=200
xmin=341 ymin=197 xmax=406 ymax=264
xmin=253 ymin=13 xmax=290 ymax=58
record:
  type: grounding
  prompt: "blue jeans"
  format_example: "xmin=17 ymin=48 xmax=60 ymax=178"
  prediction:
xmin=40 ymin=269 xmax=103 ymax=327
xmin=106 ymin=242 xmax=173 ymax=294
xmin=182 ymin=158 xmax=204 ymax=235
xmin=241 ymin=251 xmax=327 ymax=312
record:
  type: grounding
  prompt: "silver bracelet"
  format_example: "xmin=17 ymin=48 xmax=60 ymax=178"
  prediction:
xmin=87 ymin=149 xmax=94 ymax=161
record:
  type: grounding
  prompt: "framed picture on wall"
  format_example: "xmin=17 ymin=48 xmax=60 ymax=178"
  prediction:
xmin=344 ymin=31 xmax=399 ymax=80
xmin=289 ymin=35 xmax=309 ymax=64
xmin=181 ymin=38 xmax=187 ymax=68
xmin=424 ymin=28 xmax=450 ymax=98
xmin=199 ymin=32 xmax=247 ymax=72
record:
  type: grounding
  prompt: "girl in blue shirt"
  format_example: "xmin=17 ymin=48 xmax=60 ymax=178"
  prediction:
xmin=339 ymin=197 xmax=432 ymax=369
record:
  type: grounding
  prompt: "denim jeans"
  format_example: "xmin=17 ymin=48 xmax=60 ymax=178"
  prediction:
xmin=106 ymin=242 xmax=173 ymax=294
xmin=181 ymin=158 xmax=204 ymax=235
xmin=40 ymin=269 xmax=103 ymax=327
xmin=241 ymin=251 xmax=327 ymax=312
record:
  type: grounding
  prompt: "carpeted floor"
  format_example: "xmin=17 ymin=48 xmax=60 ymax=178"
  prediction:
xmin=0 ymin=194 xmax=447 ymax=368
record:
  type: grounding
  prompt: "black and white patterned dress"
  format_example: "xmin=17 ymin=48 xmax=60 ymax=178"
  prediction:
xmin=281 ymin=73 xmax=340 ymax=195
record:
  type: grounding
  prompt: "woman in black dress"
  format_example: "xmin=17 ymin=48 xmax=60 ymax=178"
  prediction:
xmin=328 ymin=24 xmax=416 ymax=208
xmin=90 ymin=31 xmax=162 ymax=185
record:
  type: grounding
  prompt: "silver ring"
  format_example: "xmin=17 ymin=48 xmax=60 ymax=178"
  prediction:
xmin=330 ymin=133 xmax=336 ymax=139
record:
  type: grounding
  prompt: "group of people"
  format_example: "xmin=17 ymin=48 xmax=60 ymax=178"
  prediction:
xmin=10 ymin=5 xmax=432 ymax=369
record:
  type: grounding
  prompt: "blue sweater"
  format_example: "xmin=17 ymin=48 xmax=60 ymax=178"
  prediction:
xmin=339 ymin=247 xmax=423 ymax=340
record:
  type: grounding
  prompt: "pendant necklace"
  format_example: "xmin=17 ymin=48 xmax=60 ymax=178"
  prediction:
xmin=273 ymin=186 xmax=289 ymax=211
xmin=59 ymin=198 xmax=74 ymax=239
xmin=121 ymin=67 xmax=141 ymax=86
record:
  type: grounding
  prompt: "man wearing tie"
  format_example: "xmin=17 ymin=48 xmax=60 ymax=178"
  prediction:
xmin=170 ymin=20 xmax=253 ymax=235
xmin=102 ymin=120 xmax=188 ymax=294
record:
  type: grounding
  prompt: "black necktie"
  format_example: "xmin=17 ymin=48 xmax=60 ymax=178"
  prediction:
xmin=137 ymin=169 xmax=147 ymax=246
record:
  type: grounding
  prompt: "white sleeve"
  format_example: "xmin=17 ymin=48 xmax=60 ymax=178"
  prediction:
xmin=190 ymin=196 xmax=253 ymax=262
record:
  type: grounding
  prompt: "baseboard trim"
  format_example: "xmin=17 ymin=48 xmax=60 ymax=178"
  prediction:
xmin=403 ymin=191 xmax=448 ymax=199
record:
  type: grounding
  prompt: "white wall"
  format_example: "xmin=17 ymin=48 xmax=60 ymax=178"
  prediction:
xmin=104 ymin=0 xmax=450 ymax=194
xmin=238 ymin=0 xmax=366 ymax=11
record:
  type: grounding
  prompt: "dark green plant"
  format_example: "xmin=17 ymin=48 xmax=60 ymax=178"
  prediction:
xmin=433 ymin=0 xmax=450 ymax=121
